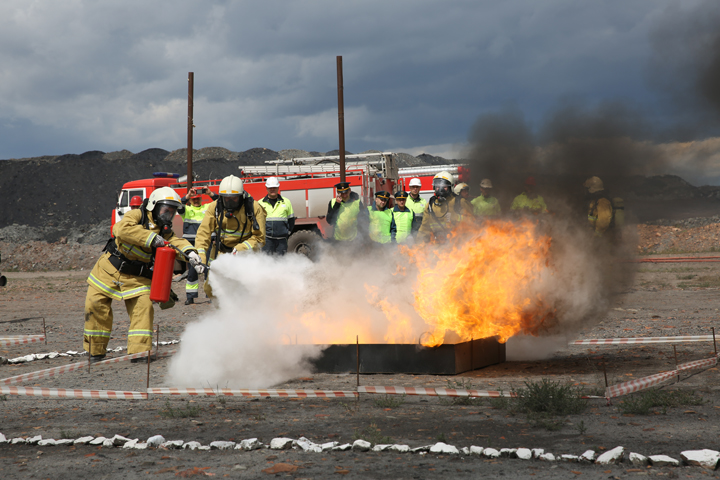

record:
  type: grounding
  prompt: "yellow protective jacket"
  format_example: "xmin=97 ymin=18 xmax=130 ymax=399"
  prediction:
xmin=510 ymin=192 xmax=548 ymax=214
xmin=417 ymin=195 xmax=474 ymax=243
xmin=588 ymin=196 xmax=613 ymax=236
xmin=195 ymin=199 xmax=267 ymax=263
xmin=87 ymin=209 xmax=195 ymax=301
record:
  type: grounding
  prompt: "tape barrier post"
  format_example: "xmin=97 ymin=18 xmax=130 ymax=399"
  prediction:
xmin=147 ymin=388 xmax=358 ymax=398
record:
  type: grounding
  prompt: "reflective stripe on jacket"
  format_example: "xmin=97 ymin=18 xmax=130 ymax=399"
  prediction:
xmin=259 ymin=195 xmax=295 ymax=239
xmin=368 ymin=206 xmax=393 ymax=244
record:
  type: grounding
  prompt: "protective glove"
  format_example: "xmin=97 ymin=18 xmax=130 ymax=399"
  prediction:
xmin=187 ymin=251 xmax=201 ymax=266
xmin=152 ymin=235 xmax=166 ymax=248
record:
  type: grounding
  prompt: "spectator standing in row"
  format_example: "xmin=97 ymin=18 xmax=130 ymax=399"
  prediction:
xmin=259 ymin=177 xmax=295 ymax=255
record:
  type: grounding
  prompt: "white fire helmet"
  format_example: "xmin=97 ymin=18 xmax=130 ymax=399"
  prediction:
xmin=265 ymin=177 xmax=280 ymax=188
xmin=432 ymin=171 xmax=453 ymax=198
xmin=146 ymin=187 xmax=181 ymax=212
xmin=409 ymin=177 xmax=422 ymax=187
xmin=218 ymin=175 xmax=244 ymax=196
xmin=583 ymin=176 xmax=604 ymax=193
xmin=453 ymin=183 xmax=469 ymax=195
xmin=480 ymin=179 xmax=493 ymax=188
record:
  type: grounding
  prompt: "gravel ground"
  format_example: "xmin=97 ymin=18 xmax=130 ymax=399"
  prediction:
xmin=2 ymin=254 xmax=720 ymax=478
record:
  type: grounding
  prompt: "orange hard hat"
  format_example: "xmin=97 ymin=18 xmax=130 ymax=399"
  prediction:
xmin=129 ymin=196 xmax=143 ymax=207
xmin=525 ymin=176 xmax=536 ymax=186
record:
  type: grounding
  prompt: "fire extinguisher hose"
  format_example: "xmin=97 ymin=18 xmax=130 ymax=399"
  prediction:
xmin=162 ymin=242 xmax=211 ymax=272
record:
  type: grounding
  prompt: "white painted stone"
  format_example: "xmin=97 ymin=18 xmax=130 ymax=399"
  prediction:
xmin=239 ymin=438 xmax=262 ymax=451
xmin=102 ymin=439 xmax=114 ymax=448
xmin=681 ymin=450 xmax=720 ymax=470
xmin=410 ymin=445 xmax=431 ymax=454
xmin=183 ymin=441 xmax=202 ymax=450
xmin=321 ymin=442 xmax=338 ymax=452
xmin=469 ymin=446 xmax=484 ymax=456
xmin=210 ymin=441 xmax=236 ymax=451
xmin=649 ymin=455 xmax=679 ymax=467
xmin=11 ymin=438 xmax=27 ymax=444
xmin=89 ymin=437 xmax=106 ymax=445
xmin=111 ymin=434 xmax=132 ymax=446
xmin=295 ymin=437 xmax=322 ymax=453
xmin=429 ymin=442 xmax=459 ymax=454
xmin=332 ymin=443 xmax=352 ymax=452
xmin=133 ymin=442 xmax=149 ymax=450
xmin=372 ymin=444 xmax=392 ymax=452
xmin=74 ymin=436 xmax=94 ymax=445
xmin=38 ymin=439 xmax=57 ymax=446
xmin=561 ymin=454 xmax=579 ymax=462
xmin=161 ymin=440 xmax=184 ymax=449
xmin=539 ymin=453 xmax=556 ymax=462
xmin=270 ymin=438 xmax=295 ymax=450
xmin=483 ymin=448 xmax=501 ymax=458
xmin=516 ymin=448 xmax=533 ymax=460
xmin=596 ymin=446 xmax=624 ymax=465
xmin=197 ymin=445 xmax=211 ymax=451
xmin=461 ymin=447 xmax=470 ymax=456
xmin=122 ymin=439 xmax=139 ymax=449
xmin=55 ymin=439 xmax=75 ymax=446
xmin=579 ymin=450 xmax=596 ymax=463
xmin=532 ymin=448 xmax=545 ymax=459
xmin=0 ymin=433 xmax=6 ymax=443
xmin=352 ymin=439 xmax=371 ymax=452
xmin=629 ymin=452 xmax=648 ymax=466
xmin=27 ymin=435 xmax=42 ymax=445
xmin=146 ymin=435 xmax=166 ymax=448
xmin=500 ymin=448 xmax=517 ymax=458
xmin=388 ymin=444 xmax=410 ymax=453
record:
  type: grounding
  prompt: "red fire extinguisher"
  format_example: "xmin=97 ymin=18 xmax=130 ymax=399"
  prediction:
xmin=150 ymin=246 xmax=176 ymax=303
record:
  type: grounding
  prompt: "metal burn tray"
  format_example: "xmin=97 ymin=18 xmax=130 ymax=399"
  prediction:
xmin=310 ymin=336 xmax=506 ymax=375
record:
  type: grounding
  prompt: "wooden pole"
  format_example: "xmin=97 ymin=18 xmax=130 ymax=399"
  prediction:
xmin=356 ymin=335 xmax=359 ymax=387
xmin=673 ymin=345 xmax=679 ymax=382
xmin=602 ymin=360 xmax=608 ymax=388
xmin=187 ymin=72 xmax=194 ymax=191
xmin=713 ymin=327 xmax=717 ymax=355
xmin=336 ymin=56 xmax=346 ymax=183
xmin=88 ymin=337 xmax=91 ymax=374
xmin=42 ymin=317 xmax=47 ymax=345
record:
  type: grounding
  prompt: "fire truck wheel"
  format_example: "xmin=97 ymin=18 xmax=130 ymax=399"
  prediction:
xmin=287 ymin=230 xmax=321 ymax=260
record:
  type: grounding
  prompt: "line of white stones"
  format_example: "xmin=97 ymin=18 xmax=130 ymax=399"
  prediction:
xmin=1 ymin=433 xmax=718 ymax=469
xmin=2 ymin=340 xmax=180 ymax=364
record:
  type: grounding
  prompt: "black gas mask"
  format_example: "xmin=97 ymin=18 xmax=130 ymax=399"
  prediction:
xmin=433 ymin=178 xmax=452 ymax=199
xmin=153 ymin=203 xmax=177 ymax=235
xmin=222 ymin=194 xmax=242 ymax=216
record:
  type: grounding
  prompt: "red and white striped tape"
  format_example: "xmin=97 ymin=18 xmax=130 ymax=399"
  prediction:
xmin=0 ymin=386 xmax=147 ymax=399
xmin=359 ymin=386 xmax=516 ymax=398
xmin=676 ymin=356 xmax=717 ymax=373
xmin=0 ymin=350 xmax=178 ymax=385
xmin=147 ymin=388 xmax=358 ymax=398
xmin=571 ymin=335 xmax=714 ymax=346
xmin=0 ymin=335 xmax=46 ymax=346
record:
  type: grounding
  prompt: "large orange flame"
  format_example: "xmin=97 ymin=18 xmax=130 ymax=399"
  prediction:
xmin=402 ymin=219 xmax=556 ymax=346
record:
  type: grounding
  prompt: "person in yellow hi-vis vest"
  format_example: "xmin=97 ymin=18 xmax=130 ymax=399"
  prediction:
xmin=180 ymin=186 xmax=218 ymax=305
xmin=406 ymin=177 xmax=427 ymax=235
xmin=326 ymin=181 xmax=369 ymax=243
xmin=391 ymin=191 xmax=416 ymax=244
xmin=83 ymin=187 xmax=202 ymax=363
xmin=258 ymin=177 xmax=295 ymax=255
xmin=510 ymin=176 xmax=548 ymax=215
xmin=417 ymin=171 xmax=474 ymax=243
xmin=368 ymin=191 xmax=393 ymax=244
xmin=471 ymin=178 xmax=502 ymax=218
xmin=195 ymin=175 xmax=266 ymax=298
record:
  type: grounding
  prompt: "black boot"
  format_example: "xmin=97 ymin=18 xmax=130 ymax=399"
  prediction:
xmin=131 ymin=354 xmax=157 ymax=363
xmin=89 ymin=354 xmax=106 ymax=364
xmin=185 ymin=298 xmax=194 ymax=305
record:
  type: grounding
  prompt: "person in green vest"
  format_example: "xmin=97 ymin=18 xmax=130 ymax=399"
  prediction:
xmin=406 ymin=177 xmax=427 ymax=235
xmin=326 ymin=182 xmax=368 ymax=242
xmin=258 ymin=176 xmax=295 ymax=255
xmin=471 ymin=178 xmax=501 ymax=218
xmin=180 ymin=185 xmax=217 ymax=305
xmin=368 ymin=191 xmax=393 ymax=244
xmin=391 ymin=191 xmax=416 ymax=244
xmin=510 ymin=176 xmax=548 ymax=216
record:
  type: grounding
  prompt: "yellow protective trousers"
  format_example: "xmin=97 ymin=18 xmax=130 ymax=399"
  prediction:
xmin=83 ymin=286 xmax=154 ymax=355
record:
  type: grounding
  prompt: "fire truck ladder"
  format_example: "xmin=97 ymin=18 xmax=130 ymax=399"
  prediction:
xmin=240 ymin=152 xmax=398 ymax=181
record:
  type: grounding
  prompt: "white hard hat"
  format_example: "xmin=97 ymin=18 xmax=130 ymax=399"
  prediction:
xmin=409 ymin=177 xmax=422 ymax=187
xmin=480 ymin=179 xmax=493 ymax=188
xmin=265 ymin=177 xmax=280 ymax=188
xmin=453 ymin=183 xmax=469 ymax=195
xmin=433 ymin=171 xmax=452 ymax=183
xmin=146 ymin=187 xmax=181 ymax=212
xmin=219 ymin=175 xmax=244 ymax=196
xmin=583 ymin=176 xmax=604 ymax=193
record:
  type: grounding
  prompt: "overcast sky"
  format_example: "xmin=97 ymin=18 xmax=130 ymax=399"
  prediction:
xmin=0 ymin=0 xmax=717 ymax=164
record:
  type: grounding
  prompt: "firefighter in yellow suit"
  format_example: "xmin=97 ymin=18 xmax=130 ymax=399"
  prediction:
xmin=83 ymin=187 xmax=202 ymax=362
xmin=195 ymin=175 xmax=266 ymax=298
xmin=583 ymin=176 xmax=614 ymax=237
xmin=417 ymin=171 xmax=474 ymax=243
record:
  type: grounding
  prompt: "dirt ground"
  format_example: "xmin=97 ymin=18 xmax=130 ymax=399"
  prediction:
xmin=2 ymin=255 xmax=720 ymax=479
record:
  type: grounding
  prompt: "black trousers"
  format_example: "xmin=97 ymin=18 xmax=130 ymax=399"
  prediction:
xmin=263 ymin=237 xmax=288 ymax=255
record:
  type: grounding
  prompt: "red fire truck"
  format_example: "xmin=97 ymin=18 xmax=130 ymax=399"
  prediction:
xmin=111 ymin=152 xmax=468 ymax=256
